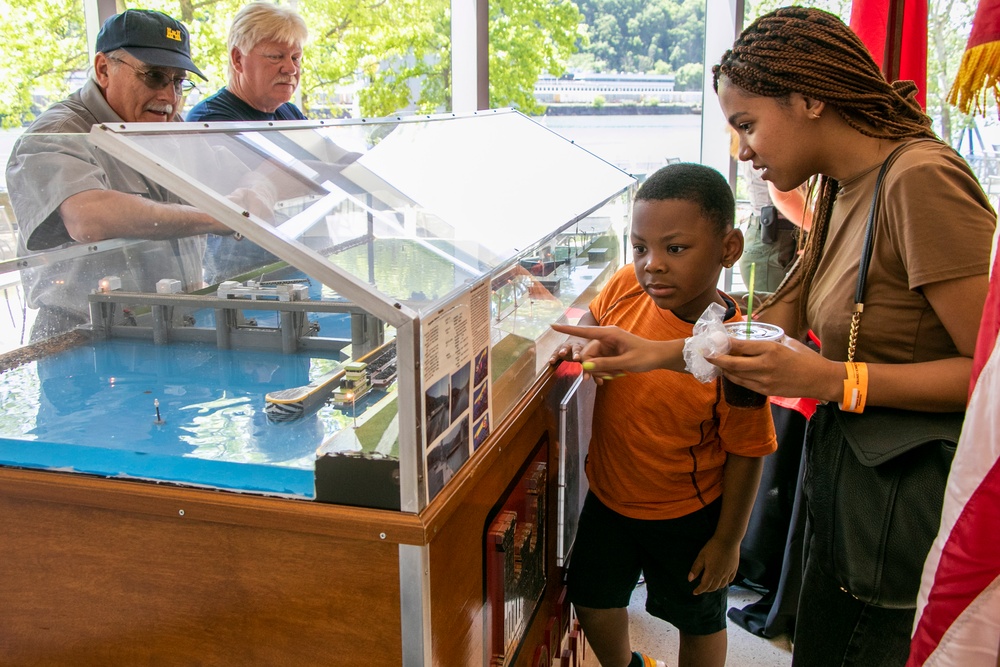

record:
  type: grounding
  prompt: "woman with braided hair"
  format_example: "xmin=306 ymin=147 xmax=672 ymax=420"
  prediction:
xmin=553 ymin=7 xmax=995 ymax=665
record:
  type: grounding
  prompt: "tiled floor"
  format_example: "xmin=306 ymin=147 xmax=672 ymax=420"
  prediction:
xmin=580 ymin=582 xmax=793 ymax=666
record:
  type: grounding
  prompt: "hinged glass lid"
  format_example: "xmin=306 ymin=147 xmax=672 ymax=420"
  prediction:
xmin=89 ymin=110 xmax=634 ymax=314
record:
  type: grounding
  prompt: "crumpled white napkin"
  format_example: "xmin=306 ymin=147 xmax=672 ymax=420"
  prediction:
xmin=682 ymin=302 xmax=732 ymax=383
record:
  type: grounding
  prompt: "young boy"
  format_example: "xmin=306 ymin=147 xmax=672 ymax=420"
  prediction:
xmin=549 ymin=163 xmax=776 ymax=667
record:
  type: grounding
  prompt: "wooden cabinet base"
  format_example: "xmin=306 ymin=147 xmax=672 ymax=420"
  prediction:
xmin=0 ymin=371 xmax=575 ymax=666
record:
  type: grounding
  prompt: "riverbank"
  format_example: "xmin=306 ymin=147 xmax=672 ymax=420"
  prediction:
xmin=542 ymin=103 xmax=701 ymax=116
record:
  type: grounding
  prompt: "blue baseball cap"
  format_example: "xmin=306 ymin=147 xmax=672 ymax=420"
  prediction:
xmin=96 ymin=9 xmax=206 ymax=80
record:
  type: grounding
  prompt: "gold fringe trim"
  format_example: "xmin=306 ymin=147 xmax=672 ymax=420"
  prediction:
xmin=948 ymin=41 xmax=1000 ymax=117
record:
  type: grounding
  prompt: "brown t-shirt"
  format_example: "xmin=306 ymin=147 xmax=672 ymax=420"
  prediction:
xmin=807 ymin=140 xmax=996 ymax=364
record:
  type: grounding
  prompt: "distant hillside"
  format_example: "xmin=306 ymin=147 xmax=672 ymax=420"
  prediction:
xmin=542 ymin=103 xmax=700 ymax=115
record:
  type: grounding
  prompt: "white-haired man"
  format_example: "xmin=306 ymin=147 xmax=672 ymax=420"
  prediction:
xmin=186 ymin=2 xmax=308 ymax=122
xmin=186 ymin=2 xmax=309 ymax=281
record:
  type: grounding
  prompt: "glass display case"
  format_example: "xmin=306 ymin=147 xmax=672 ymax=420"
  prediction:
xmin=0 ymin=109 xmax=634 ymax=513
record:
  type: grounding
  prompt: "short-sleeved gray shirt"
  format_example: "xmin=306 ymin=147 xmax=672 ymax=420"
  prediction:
xmin=6 ymin=79 xmax=205 ymax=340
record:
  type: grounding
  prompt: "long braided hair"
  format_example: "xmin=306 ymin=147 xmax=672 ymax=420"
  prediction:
xmin=711 ymin=6 xmax=937 ymax=325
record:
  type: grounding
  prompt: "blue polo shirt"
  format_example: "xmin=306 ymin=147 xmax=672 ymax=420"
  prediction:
xmin=186 ymin=87 xmax=306 ymax=122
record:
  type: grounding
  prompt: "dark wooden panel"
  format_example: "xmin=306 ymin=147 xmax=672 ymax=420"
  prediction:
xmin=0 ymin=467 xmax=426 ymax=544
xmin=426 ymin=370 xmax=563 ymax=667
xmin=0 ymin=480 xmax=404 ymax=666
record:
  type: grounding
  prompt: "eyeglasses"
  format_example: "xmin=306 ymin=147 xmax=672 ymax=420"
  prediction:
xmin=107 ymin=56 xmax=197 ymax=95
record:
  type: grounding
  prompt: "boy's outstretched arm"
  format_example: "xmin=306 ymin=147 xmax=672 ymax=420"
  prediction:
xmin=688 ymin=453 xmax=764 ymax=595
xmin=550 ymin=323 xmax=688 ymax=374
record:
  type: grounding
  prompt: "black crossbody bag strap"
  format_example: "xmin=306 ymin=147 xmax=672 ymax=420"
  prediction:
xmin=848 ymin=142 xmax=911 ymax=361
xmin=854 ymin=143 xmax=911 ymax=303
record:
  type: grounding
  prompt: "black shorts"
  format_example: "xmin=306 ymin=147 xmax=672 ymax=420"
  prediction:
xmin=566 ymin=491 xmax=727 ymax=635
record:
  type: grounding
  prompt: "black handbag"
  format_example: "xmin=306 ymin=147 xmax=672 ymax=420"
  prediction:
xmin=807 ymin=142 xmax=963 ymax=608
xmin=808 ymin=405 xmax=960 ymax=608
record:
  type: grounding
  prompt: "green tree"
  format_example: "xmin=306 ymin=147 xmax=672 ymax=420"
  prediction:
xmin=137 ymin=0 xmax=436 ymax=116
xmin=582 ymin=13 xmax=624 ymax=72
xmin=486 ymin=0 xmax=583 ymax=112
xmin=573 ymin=0 xmax=702 ymax=74
xmin=0 ymin=0 xmax=89 ymax=128
xmin=674 ymin=62 xmax=702 ymax=91
xmin=354 ymin=0 xmax=583 ymax=115
xmin=661 ymin=0 xmax=702 ymax=70
xmin=2 ymin=0 xmax=581 ymax=124
xmin=744 ymin=0 xmax=850 ymax=22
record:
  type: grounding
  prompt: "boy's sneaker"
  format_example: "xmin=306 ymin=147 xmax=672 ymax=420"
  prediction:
xmin=632 ymin=652 xmax=667 ymax=667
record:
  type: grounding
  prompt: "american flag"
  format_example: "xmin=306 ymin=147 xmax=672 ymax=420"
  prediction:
xmin=908 ymin=0 xmax=1000 ymax=658
xmin=908 ymin=226 xmax=1000 ymax=666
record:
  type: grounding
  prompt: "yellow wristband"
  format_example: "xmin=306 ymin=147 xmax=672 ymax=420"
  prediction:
xmin=839 ymin=362 xmax=868 ymax=413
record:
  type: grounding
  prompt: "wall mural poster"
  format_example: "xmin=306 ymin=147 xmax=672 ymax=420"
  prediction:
xmin=422 ymin=278 xmax=492 ymax=501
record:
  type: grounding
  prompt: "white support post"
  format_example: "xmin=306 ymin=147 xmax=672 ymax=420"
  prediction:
xmin=700 ymin=0 xmax=744 ymax=186
xmin=451 ymin=0 xmax=489 ymax=111
xmin=702 ymin=0 xmax=744 ymax=292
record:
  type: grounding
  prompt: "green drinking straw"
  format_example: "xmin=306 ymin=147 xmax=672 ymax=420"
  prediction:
xmin=745 ymin=262 xmax=756 ymax=336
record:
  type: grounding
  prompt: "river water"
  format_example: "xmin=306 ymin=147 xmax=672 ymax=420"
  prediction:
xmin=535 ymin=113 xmax=705 ymax=176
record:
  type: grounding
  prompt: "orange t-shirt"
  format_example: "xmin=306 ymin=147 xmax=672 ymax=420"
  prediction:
xmin=586 ymin=266 xmax=777 ymax=520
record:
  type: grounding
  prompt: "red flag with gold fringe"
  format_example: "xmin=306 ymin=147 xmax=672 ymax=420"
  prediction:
xmin=949 ymin=0 xmax=1000 ymax=115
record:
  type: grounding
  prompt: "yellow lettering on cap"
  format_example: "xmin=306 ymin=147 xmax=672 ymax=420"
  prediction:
xmin=166 ymin=27 xmax=182 ymax=41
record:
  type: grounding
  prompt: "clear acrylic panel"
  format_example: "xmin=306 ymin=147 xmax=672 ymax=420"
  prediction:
xmin=94 ymin=111 xmax=634 ymax=310
xmin=1 ymin=112 xmax=634 ymax=512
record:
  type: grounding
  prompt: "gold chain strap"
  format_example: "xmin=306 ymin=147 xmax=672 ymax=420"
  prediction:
xmin=847 ymin=304 xmax=863 ymax=363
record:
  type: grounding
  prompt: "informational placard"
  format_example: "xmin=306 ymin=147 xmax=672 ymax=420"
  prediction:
xmin=421 ymin=279 xmax=493 ymax=501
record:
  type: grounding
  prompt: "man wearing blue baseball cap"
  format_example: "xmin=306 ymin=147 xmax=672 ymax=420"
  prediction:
xmin=97 ymin=8 xmax=207 ymax=81
xmin=6 ymin=9 xmax=237 ymax=341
